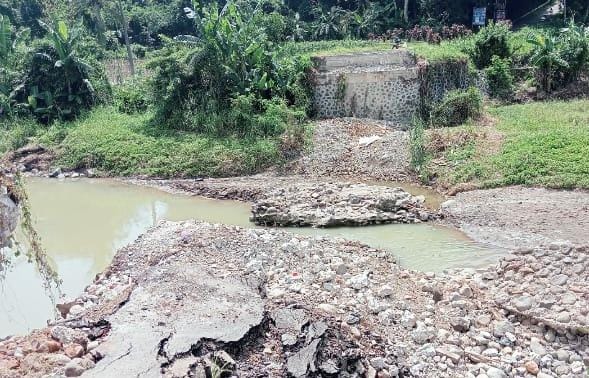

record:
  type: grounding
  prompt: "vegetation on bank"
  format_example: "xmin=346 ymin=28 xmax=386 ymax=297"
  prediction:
xmin=425 ymin=100 xmax=589 ymax=190
xmin=1 ymin=0 xmax=589 ymax=185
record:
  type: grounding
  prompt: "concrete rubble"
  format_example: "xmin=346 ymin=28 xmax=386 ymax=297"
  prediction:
xmin=0 ymin=221 xmax=586 ymax=377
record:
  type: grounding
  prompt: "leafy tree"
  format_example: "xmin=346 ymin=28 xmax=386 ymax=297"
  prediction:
xmin=150 ymin=1 xmax=310 ymax=136
xmin=559 ymin=20 xmax=589 ymax=83
xmin=527 ymin=32 xmax=568 ymax=93
xmin=0 ymin=13 xmax=28 ymax=117
xmin=19 ymin=20 xmax=97 ymax=123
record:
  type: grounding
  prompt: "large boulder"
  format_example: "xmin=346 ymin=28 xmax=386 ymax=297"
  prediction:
xmin=0 ymin=191 xmax=19 ymax=248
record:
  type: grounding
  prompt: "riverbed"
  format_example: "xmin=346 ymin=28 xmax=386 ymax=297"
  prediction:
xmin=0 ymin=177 xmax=504 ymax=337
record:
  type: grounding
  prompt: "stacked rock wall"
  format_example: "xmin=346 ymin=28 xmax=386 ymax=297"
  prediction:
xmin=312 ymin=50 xmax=486 ymax=125
xmin=312 ymin=51 xmax=421 ymax=126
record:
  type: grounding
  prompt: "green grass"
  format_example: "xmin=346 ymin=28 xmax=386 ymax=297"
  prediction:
xmin=407 ymin=41 xmax=469 ymax=62
xmin=281 ymin=39 xmax=468 ymax=62
xmin=6 ymin=107 xmax=281 ymax=178
xmin=434 ymin=100 xmax=589 ymax=189
xmin=281 ymin=40 xmax=391 ymax=58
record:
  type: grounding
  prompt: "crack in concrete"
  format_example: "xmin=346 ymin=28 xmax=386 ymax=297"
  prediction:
xmin=91 ymin=343 xmax=133 ymax=374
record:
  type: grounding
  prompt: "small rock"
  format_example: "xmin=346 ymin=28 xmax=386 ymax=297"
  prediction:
xmin=530 ymin=338 xmax=546 ymax=356
xmin=571 ymin=361 xmax=585 ymax=374
xmin=370 ymin=357 xmax=388 ymax=370
xmin=493 ymin=320 xmax=514 ymax=338
xmin=319 ymin=359 xmax=339 ymax=374
xmin=281 ymin=333 xmax=297 ymax=346
xmin=400 ymin=311 xmax=417 ymax=329
xmin=513 ymin=295 xmax=535 ymax=311
xmin=346 ymin=313 xmax=360 ymax=325
xmin=555 ymin=312 xmax=570 ymax=323
xmin=475 ymin=315 xmax=491 ymax=327
xmin=64 ymin=344 xmax=85 ymax=358
xmin=450 ymin=317 xmax=471 ymax=332
xmin=486 ymin=367 xmax=507 ymax=378
xmin=347 ymin=272 xmax=369 ymax=290
xmin=377 ymin=285 xmax=394 ymax=298
xmin=318 ymin=303 xmax=338 ymax=314
xmin=412 ymin=325 xmax=435 ymax=345
xmin=524 ymin=360 xmax=539 ymax=375
xmin=64 ymin=358 xmax=95 ymax=377
xmin=459 ymin=286 xmax=473 ymax=298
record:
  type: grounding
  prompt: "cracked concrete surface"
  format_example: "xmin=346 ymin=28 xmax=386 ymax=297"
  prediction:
xmin=85 ymin=258 xmax=264 ymax=377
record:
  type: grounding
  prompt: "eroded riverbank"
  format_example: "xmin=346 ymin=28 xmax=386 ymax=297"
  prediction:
xmin=1 ymin=221 xmax=587 ymax=377
xmin=0 ymin=177 xmax=503 ymax=339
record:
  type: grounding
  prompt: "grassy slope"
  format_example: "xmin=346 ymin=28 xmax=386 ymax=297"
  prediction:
xmin=286 ymin=39 xmax=469 ymax=62
xmin=430 ymin=99 xmax=589 ymax=189
xmin=3 ymin=107 xmax=281 ymax=178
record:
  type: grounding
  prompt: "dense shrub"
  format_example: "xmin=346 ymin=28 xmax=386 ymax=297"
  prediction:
xmin=430 ymin=87 xmax=483 ymax=127
xmin=149 ymin=1 xmax=311 ymax=138
xmin=559 ymin=22 xmax=589 ymax=83
xmin=485 ymin=56 xmax=514 ymax=100
xmin=114 ymin=82 xmax=149 ymax=114
xmin=11 ymin=21 xmax=110 ymax=124
xmin=471 ymin=22 xmax=511 ymax=69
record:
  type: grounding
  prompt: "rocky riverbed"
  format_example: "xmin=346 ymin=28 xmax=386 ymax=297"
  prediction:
xmin=0 ymin=221 xmax=587 ymax=378
xmin=442 ymin=186 xmax=589 ymax=249
xmin=251 ymin=182 xmax=434 ymax=227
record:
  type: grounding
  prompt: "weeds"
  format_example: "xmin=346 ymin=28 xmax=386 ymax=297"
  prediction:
xmin=409 ymin=118 xmax=429 ymax=182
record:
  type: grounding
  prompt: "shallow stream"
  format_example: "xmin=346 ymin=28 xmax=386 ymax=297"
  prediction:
xmin=0 ymin=178 xmax=504 ymax=337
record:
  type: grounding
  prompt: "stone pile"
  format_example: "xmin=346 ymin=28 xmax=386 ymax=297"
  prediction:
xmin=0 ymin=222 xmax=587 ymax=377
xmin=490 ymin=243 xmax=588 ymax=333
xmin=292 ymin=118 xmax=411 ymax=181
xmin=251 ymin=182 xmax=434 ymax=227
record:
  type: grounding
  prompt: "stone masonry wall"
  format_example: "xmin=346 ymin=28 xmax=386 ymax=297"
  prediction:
xmin=312 ymin=51 xmax=420 ymax=126
xmin=312 ymin=50 xmax=485 ymax=126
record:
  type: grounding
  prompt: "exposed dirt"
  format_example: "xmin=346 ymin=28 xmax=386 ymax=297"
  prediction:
xmin=442 ymin=186 xmax=589 ymax=249
xmin=289 ymin=118 xmax=412 ymax=182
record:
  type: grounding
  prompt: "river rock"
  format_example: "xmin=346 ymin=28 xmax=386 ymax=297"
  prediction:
xmin=486 ymin=367 xmax=508 ymax=378
xmin=64 ymin=358 xmax=95 ymax=377
xmin=50 ymin=327 xmax=88 ymax=348
xmin=251 ymin=183 xmax=435 ymax=227
xmin=524 ymin=360 xmax=539 ymax=374
xmin=530 ymin=338 xmax=547 ymax=356
xmin=513 ymin=295 xmax=535 ymax=311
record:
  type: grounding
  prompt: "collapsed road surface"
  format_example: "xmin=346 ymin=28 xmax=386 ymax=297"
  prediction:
xmin=1 ymin=220 xmax=587 ymax=377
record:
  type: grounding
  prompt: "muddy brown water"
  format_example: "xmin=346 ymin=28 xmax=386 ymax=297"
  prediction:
xmin=0 ymin=178 xmax=504 ymax=337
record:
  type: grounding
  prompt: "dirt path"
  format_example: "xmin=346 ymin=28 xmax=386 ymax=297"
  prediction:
xmin=442 ymin=186 xmax=589 ymax=249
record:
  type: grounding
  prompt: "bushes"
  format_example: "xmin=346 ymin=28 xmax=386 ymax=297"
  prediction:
xmin=149 ymin=1 xmax=311 ymax=138
xmin=470 ymin=22 xmax=511 ymax=69
xmin=114 ymin=82 xmax=149 ymax=114
xmin=485 ymin=56 xmax=514 ymax=100
xmin=430 ymin=87 xmax=483 ymax=127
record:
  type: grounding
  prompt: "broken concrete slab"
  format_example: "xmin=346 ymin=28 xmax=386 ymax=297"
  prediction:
xmin=85 ymin=258 xmax=264 ymax=378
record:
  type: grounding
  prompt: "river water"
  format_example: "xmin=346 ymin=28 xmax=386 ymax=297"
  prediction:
xmin=0 ymin=178 xmax=504 ymax=337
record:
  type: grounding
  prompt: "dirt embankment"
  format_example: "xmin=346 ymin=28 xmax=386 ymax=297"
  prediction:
xmin=442 ymin=186 xmax=589 ymax=250
xmin=289 ymin=118 xmax=412 ymax=182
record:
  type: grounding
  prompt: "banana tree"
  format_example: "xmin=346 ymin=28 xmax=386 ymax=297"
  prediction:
xmin=527 ymin=33 xmax=569 ymax=93
xmin=29 ymin=20 xmax=95 ymax=122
